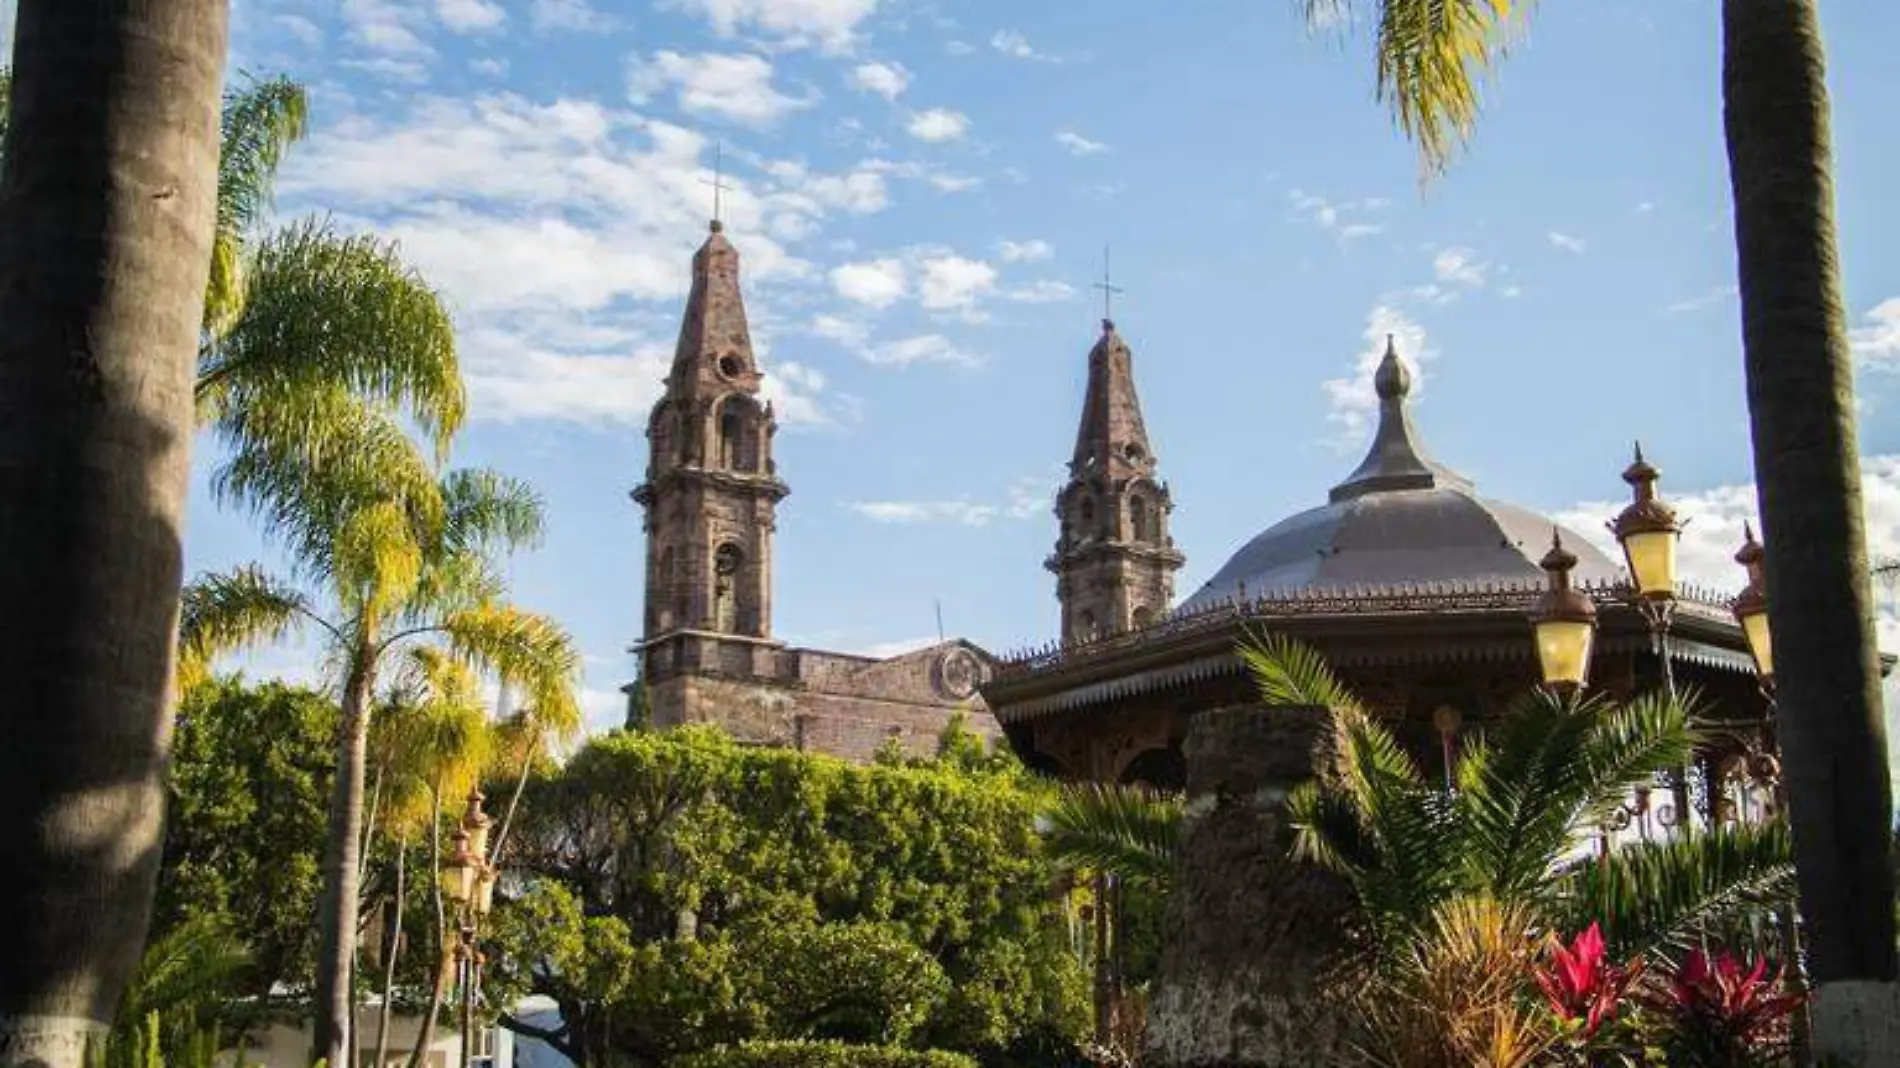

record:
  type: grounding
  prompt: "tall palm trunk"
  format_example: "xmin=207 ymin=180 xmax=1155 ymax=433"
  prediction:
xmin=0 ymin=3 xmax=227 ymax=1065
xmin=1722 ymin=0 xmax=1898 ymax=1056
xmin=488 ymin=724 xmax=542 ymax=866
xmin=407 ymin=789 xmax=451 ymax=1068
xmin=374 ymin=839 xmax=407 ymax=1068
xmin=315 ymin=651 xmax=378 ymax=1068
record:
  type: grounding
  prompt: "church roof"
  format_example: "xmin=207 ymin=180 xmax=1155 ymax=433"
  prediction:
xmin=667 ymin=220 xmax=762 ymax=397
xmin=1070 ymin=318 xmax=1159 ymax=479
xmin=1177 ymin=339 xmax=1619 ymax=613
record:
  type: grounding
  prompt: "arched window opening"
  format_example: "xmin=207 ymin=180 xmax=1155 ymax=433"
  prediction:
xmin=1073 ymin=609 xmax=1098 ymax=645
xmin=1078 ymin=497 xmax=1096 ymax=539
xmin=713 ymin=543 xmax=745 ymax=632
xmin=1128 ymin=494 xmax=1151 ymax=542
xmin=649 ymin=402 xmax=673 ymax=471
xmin=1131 ymin=605 xmax=1154 ymax=629
xmin=716 ymin=396 xmax=761 ymax=473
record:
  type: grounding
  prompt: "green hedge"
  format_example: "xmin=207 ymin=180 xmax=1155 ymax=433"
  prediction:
xmin=671 ymin=1039 xmax=978 ymax=1068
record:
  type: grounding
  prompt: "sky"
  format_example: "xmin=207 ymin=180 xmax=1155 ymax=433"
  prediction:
xmin=9 ymin=0 xmax=1900 ymax=737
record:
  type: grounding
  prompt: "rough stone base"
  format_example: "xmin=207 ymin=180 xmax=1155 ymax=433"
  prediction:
xmin=1144 ymin=704 xmax=1359 ymax=1068
xmin=1810 ymin=980 xmax=1900 ymax=1066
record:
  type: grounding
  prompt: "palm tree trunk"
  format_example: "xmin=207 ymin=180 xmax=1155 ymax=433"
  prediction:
xmin=1722 ymin=0 xmax=1899 ymax=1057
xmin=374 ymin=839 xmax=407 ymax=1068
xmin=0 ymin=3 xmax=227 ymax=1065
xmin=407 ymin=790 xmax=450 ymax=1068
xmin=314 ymin=653 xmax=378 ymax=1068
xmin=488 ymin=726 xmax=541 ymax=866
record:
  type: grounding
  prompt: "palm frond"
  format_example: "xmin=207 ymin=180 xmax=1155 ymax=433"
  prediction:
xmin=442 ymin=604 xmax=582 ymax=736
xmin=119 ymin=912 xmax=252 ymax=1026
xmin=1041 ymin=782 xmax=1182 ymax=889
xmin=440 ymin=468 xmax=546 ymax=555
xmin=379 ymin=646 xmax=494 ymax=808
xmin=212 ymin=392 xmax=443 ymax=583
xmin=331 ymin=499 xmax=424 ymax=621
xmin=1552 ymin=822 xmax=1796 ymax=963
xmin=204 ymin=73 xmax=309 ymax=332
xmin=199 ymin=218 xmax=465 ymax=455
xmin=1461 ymin=687 xmax=1696 ymax=902
xmin=178 ymin=566 xmax=315 ymax=691
xmin=1238 ymin=629 xmax=1366 ymax=715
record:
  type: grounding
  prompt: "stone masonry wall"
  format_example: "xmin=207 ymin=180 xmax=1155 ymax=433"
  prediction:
xmin=1145 ymin=704 xmax=1360 ymax=1067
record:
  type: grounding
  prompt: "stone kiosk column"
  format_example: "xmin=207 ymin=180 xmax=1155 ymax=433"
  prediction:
xmin=1145 ymin=704 xmax=1359 ymax=1067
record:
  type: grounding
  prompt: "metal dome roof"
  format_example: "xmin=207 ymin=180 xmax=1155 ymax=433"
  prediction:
xmin=1178 ymin=339 xmax=1620 ymax=613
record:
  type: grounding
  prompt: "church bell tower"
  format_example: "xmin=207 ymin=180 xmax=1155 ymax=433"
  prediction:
xmin=1048 ymin=317 xmax=1184 ymax=643
xmin=632 ymin=220 xmax=789 ymax=719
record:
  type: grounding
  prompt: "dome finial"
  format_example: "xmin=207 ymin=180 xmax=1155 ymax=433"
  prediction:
xmin=1374 ymin=335 xmax=1412 ymax=401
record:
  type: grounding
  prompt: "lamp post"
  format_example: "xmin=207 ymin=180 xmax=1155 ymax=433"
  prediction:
xmin=1731 ymin=523 xmax=1811 ymax=1066
xmin=1531 ymin=528 xmax=1598 ymax=696
xmin=440 ymin=792 xmax=495 ymax=1068
xmin=1611 ymin=443 xmax=1688 ymax=826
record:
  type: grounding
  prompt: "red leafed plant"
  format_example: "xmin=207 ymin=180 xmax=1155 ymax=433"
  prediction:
xmin=1644 ymin=948 xmax=1803 ymax=1067
xmin=1535 ymin=922 xmax=1643 ymax=1039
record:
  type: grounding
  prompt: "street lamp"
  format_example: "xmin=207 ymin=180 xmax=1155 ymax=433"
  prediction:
xmin=1611 ymin=443 xmax=1688 ymax=823
xmin=441 ymin=828 xmax=477 ymax=905
xmin=1729 ymin=523 xmax=1809 ymax=1063
xmin=1531 ymin=528 xmax=1598 ymax=694
xmin=1732 ymin=522 xmax=1774 ymax=692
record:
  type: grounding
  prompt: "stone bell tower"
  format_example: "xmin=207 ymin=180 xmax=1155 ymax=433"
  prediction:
xmin=1048 ymin=318 xmax=1185 ymax=643
xmin=632 ymin=220 xmax=789 ymax=723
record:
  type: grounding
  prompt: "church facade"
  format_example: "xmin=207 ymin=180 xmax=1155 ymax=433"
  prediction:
xmin=628 ymin=221 xmax=996 ymax=762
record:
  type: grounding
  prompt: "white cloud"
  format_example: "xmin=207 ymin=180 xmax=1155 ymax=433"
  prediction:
xmin=277 ymin=94 xmax=870 ymax=428
xmin=342 ymin=0 xmax=432 ymax=56
xmin=944 ymin=40 xmax=976 ymax=56
xmin=1433 ymin=246 xmax=1487 ymax=288
xmin=1322 ymin=304 xmax=1431 ymax=446
xmin=1665 ymin=285 xmax=1738 ymax=314
xmin=276 ymin=14 xmax=324 ymax=44
xmin=531 ymin=0 xmax=614 ymax=32
xmin=436 ymin=0 xmax=506 ymax=32
xmin=810 ymin=313 xmax=870 ymax=347
xmin=990 ymin=29 xmax=1057 ymax=61
xmin=628 ymin=51 xmax=813 ymax=126
xmin=1851 ymin=298 xmax=1900 ymax=370
xmin=998 ymin=238 xmax=1054 ymax=263
xmin=862 ymin=334 xmax=983 ymax=368
xmin=845 ymin=500 xmax=999 ymax=526
xmin=1290 ymin=188 xmax=1388 ymax=241
xmin=907 ymin=108 xmax=970 ymax=142
xmin=1005 ymin=280 xmax=1076 ymax=303
xmin=1548 ymin=230 xmax=1589 ymax=254
xmin=844 ymin=475 xmax=1051 ymax=527
xmin=918 ymin=255 xmax=997 ymax=310
xmin=926 ymin=173 xmax=982 ymax=193
xmin=1552 ymin=455 xmax=1900 ymax=649
xmin=471 ymin=57 xmax=509 ymax=75
xmin=854 ymin=636 xmax=941 ymax=659
xmin=849 ymin=61 xmax=910 ymax=100
xmin=830 ymin=258 xmax=908 ymax=307
xmin=1054 ymin=129 xmax=1107 ymax=156
xmin=666 ymin=0 xmax=881 ymax=52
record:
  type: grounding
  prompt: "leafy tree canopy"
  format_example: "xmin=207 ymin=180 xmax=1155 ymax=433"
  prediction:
xmin=156 ymin=677 xmax=335 ymax=1002
xmin=487 ymin=727 xmax=1090 ymax=1067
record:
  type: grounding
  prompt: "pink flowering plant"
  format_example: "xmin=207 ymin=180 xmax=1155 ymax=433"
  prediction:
xmin=1640 ymin=948 xmax=1802 ymax=1068
xmin=1535 ymin=923 xmax=1648 ymax=1065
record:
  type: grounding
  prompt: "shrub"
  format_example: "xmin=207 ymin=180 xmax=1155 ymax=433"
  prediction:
xmin=672 ymin=1039 xmax=977 ymax=1068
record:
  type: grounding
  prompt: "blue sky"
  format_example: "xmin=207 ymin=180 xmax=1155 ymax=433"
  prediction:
xmin=10 ymin=0 xmax=1900 ymax=733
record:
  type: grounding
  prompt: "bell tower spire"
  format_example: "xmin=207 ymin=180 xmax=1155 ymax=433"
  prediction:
xmin=633 ymin=223 xmax=789 ymax=717
xmin=1048 ymin=317 xmax=1184 ymax=643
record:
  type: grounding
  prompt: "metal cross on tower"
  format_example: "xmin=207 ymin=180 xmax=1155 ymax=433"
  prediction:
xmin=1092 ymin=245 xmax=1124 ymax=323
xmin=702 ymin=142 xmax=733 ymax=225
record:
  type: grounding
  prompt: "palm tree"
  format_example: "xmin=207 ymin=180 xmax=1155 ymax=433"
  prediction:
xmin=364 ymin=652 xmax=494 ymax=1068
xmin=1298 ymin=0 xmax=1897 ymax=1045
xmin=0 ymin=3 xmax=231 ymax=1061
xmin=181 ymin=419 xmax=580 ymax=1068
xmin=1241 ymin=633 xmax=1796 ymax=965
